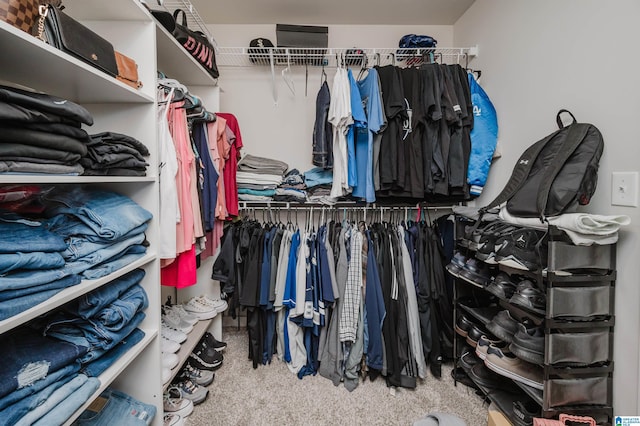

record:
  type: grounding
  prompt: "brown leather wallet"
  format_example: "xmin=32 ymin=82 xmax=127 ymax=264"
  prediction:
xmin=115 ymin=50 xmax=143 ymax=89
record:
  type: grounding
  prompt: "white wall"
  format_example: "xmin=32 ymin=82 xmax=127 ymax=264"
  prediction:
xmin=210 ymin=24 xmax=453 ymax=171
xmin=454 ymin=0 xmax=640 ymax=416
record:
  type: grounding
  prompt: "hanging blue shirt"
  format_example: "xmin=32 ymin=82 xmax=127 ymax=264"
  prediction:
xmin=353 ymin=69 xmax=385 ymax=202
xmin=346 ymin=69 xmax=367 ymax=188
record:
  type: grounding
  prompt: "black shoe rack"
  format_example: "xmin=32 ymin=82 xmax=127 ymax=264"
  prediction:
xmin=450 ymin=215 xmax=616 ymax=426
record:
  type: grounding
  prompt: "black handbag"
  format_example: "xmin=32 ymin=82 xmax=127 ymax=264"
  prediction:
xmin=34 ymin=5 xmax=118 ymax=77
xmin=172 ymin=9 xmax=219 ymax=79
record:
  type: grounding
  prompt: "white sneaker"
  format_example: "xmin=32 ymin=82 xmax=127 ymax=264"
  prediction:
xmin=161 ymin=336 xmax=181 ymax=354
xmin=162 ymin=352 xmax=179 ymax=370
xmin=171 ymin=304 xmax=199 ymax=325
xmin=162 ymin=322 xmax=188 ymax=344
xmin=162 ymin=367 xmax=172 ymax=385
xmin=162 ymin=307 xmax=194 ymax=333
xmin=184 ymin=297 xmax=217 ymax=320
xmin=164 ymin=413 xmax=184 ymax=426
xmin=196 ymin=295 xmax=228 ymax=313
xmin=164 ymin=386 xmax=194 ymax=417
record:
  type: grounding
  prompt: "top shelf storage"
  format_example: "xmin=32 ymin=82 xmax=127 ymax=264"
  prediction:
xmin=216 ymin=46 xmax=479 ymax=68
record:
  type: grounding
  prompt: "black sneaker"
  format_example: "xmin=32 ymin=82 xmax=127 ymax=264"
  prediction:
xmin=446 ymin=251 xmax=468 ymax=277
xmin=189 ymin=346 xmax=223 ymax=371
xmin=476 ymin=223 xmax=517 ymax=264
xmin=509 ymin=321 xmax=545 ymax=365
xmin=495 ymin=228 xmax=547 ymax=271
xmin=459 ymin=258 xmax=492 ymax=287
xmin=509 ymin=280 xmax=546 ymax=315
xmin=454 ymin=315 xmax=474 ymax=338
xmin=201 ymin=331 xmax=227 ymax=352
xmin=486 ymin=310 xmax=519 ymax=343
xmin=485 ymin=272 xmax=517 ymax=300
xmin=512 ymin=399 xmax=541 ymax=426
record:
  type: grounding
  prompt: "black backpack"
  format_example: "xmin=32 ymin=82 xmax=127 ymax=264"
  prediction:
xmin=482 ymin=110 xmax=604 ymax=220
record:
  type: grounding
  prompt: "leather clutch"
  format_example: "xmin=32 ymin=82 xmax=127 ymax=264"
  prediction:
xmin=115 ymin=50 xmax=143 ymax=89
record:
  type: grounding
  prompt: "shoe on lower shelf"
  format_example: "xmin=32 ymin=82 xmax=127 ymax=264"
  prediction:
xmin=172 ymin=378 xmax=209 ymax=405
xmin=164 ymin=386 xmax=194 ymax=418
xmin=161 ymin=322 xmax=188 ymax=344
xmin=202 ymin=331 xmax=227 ymax=352
xmin=164 ymin=413 xmax=185 ymax=426
xmin=183 ymin=297 xmax=217 ymax=320
xmin=162 ymin=367 xmax=172 ymax=385
xmin=179 ymin=360 xmax=215 ymax=387
xmin=161 ymin=336 xmax=181 ymax=354
xmin=484 ymin=347 xmax=544 ymax=390
xmin=189 ymin=347 xmax=223 ymax=371
xmin=162 ymin=352 xmax=179 ymax=370
xmin=486 ymin=310 xmax=519 ymax=343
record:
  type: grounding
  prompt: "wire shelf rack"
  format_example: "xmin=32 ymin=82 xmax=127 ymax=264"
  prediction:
xmin=149 ymin=0 xmax=216 ymax=45
xmin=216 ymin=46 xmax=478 ymax=68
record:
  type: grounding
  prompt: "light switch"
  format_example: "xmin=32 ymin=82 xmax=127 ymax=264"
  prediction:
xmin=611 ymin=171 xmax=639 ymax=207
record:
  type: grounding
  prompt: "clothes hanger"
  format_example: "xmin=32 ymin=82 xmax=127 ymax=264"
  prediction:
xmin=321 ymin=63 xmax=327 ymax=85
xmin=357 ymin=54 xmax=369 ymax=80
xmin=282 ymin=52 xmax=295 ymax=96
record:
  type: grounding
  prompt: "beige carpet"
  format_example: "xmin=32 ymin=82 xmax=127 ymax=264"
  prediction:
xmin=185 ymin=327 xmax=488 ymax=426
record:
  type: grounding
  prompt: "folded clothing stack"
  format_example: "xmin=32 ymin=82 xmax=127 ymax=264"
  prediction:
xmin=274 ymin=169 xmax=307 ymax=203
xmin=81 ymin=132 xmax=150 ymax=176
xmin=237 ymin=154 xmax=289 ymax=201
xmin=304 ymin=167 xmax=334 ymax=204
xmin=0 ymin=84 xmax=94 ymax=175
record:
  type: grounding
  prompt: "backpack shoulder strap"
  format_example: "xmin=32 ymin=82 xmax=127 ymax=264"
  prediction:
xmin=536 ymin=122 xmax=590 ymax=220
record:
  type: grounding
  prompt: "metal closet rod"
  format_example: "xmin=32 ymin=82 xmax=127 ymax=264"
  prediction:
xmin=238 ymin=201 xmax=455 ymax=211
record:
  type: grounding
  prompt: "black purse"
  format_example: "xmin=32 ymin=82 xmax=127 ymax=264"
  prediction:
xmin=34 ymin=5 xmax=118 ymax=77
xmin=171 ymin=9 xmax=219 ymax=79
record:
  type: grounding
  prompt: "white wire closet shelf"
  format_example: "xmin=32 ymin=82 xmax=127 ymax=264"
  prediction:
xmin=216 ymin=46 xmax=478 ymax=68
xmin=149 ymin=0 xmax=215 ymax=44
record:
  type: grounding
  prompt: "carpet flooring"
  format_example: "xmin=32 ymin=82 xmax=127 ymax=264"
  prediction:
xmin=183 ymin=327 xmax=488 ymax=426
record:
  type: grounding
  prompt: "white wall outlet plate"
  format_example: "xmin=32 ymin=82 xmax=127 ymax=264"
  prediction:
xmin=611 ymin=171 xmax=639 ymax=207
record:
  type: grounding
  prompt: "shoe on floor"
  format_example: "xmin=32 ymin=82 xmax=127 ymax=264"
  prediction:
xmin=164 ymin=386 xmax=194 ymax=418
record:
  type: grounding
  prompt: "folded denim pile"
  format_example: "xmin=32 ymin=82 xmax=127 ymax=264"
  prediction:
xmin=0 ymin=84 xmax=94 ymax=175
xmin=0 ymin=270 xmax=150 ymax=425
xmin=81 ymin=132 xmax=150 ymax=176
xmin=0 ymin=186 xmax=152 ymax=322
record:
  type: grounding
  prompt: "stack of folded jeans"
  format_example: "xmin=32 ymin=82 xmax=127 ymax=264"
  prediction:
xmin=42 ymin=186 xmax=153 ymax=280
xmin=81 ymin=132 xmax=150 ymax=176
xmin=0 ymin=211 xmax=82 ymax=321
xmin=237 ymin=154 xmax=288 ymax=201
xmin=0 ymin=327 xmax=100 ymax=426
xmin=0 ymin=84 xmax=94 ymax=175
xmin=35 ymin=268 xmax=149 ymax=367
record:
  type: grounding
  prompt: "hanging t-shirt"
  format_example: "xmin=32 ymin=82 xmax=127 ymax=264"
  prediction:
xmin=312 ymin=81 xmax=333 ymax=169
xmin=352 ymin=68 xmax=385 ymax=202
xmin=346 ymin=69 xmax=367 ymax=189
xmin=329 ymin=68 xmax=353 ymax=199
xmin=216 ymin=112 xmax=243 ymax=218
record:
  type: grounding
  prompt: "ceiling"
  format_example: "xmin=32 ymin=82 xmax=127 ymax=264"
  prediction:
xmin=180 ymin=0 xmax=475 ymax=25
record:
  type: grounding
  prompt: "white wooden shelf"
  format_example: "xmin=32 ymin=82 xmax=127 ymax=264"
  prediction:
xmin=62 ymin=329 xmax=158 ymax=426
xmin=0 ymin=175 xmax=157 ymax=184
xmin=0 ymin=253 xmax=157 ymax=335
xmin=0 ymin=22 xmax=154 ymax=104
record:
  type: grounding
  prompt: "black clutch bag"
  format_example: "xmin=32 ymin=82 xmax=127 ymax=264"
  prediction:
xmin=34 ymin=5 xmax=118 ymax=77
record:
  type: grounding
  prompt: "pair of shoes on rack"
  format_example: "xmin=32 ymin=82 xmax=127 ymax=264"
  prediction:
xmin=164 ymin=385 xmax=194 ymax=418
xmin=201 ymin=331 xmax=227 ymax=352
xmin=184 ymin=295 xmax=228 ymax=320
xmin=178 ymin=360 xmax=215 ymax=387
xmin=495 ymin=228 xmax=548 ymax=271
xmin=484 ymin=344 xmax=544 ymax=390
xmin=161 ymin=321 xmax=188 ymax=344
xmin=171 ymin=377 xmax=209 ymax=406
xmin=189 ymin=339 xmax=224 ymax=371
xmin=162 ymin=306 xmax=194 ymax=334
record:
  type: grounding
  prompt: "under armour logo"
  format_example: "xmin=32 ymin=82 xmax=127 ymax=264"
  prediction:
xmin=516 ymin=235 xmax=526 ymax=244
xmin=519 ymin=159 xmax=529 ymax=165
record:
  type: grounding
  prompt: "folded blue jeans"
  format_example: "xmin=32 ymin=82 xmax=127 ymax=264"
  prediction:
xmin=43 ymin=187 xmax=152 ymax=241
xmin=82 ymin=251 xmax=147 ymax=280
xmin=95 ymin=284 xmax=148 ymax=332
xmin=42 ymin=311 xmax=146 ymax=364
xmin=0 ymin=251 xmax=65 ymax=274
xmin=0 ymin=362 xmax=80 ymax=412
xmin=32 ymin=377 xmax=100 ymax=426
xmin=0 ymin=328 xmax=87 ymax=399
xmin=81 ymin=328 xmax=145 ymax=378
xmin=0 ymin=267 xmax=72 ymax=291
xmin=63 ymin=232 xmax=146 ymax=276
xmin=74 ymin=268 xmax=145 ymax=319
xmin=62 ymin=223 xmax=148 ymax=261
xmin=14 ymin=374 xmax=88 ymax=426
xmin=72 ymin=387 xmax=156 ymax=426
xmin=0 ymin=216 xmax=67 ymax=254
xmin=0 ymin=275 xmax=82 ymax=321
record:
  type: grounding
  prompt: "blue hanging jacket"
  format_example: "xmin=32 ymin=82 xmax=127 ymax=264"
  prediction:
xmin=467 ymin=73 xmax=498 ymax=197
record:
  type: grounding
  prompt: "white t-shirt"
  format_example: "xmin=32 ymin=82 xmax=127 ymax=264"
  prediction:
xmin=157 ymin=88 xmax=179 ymax=259
xmin=329 ymin=68 xmax=353 ymax=199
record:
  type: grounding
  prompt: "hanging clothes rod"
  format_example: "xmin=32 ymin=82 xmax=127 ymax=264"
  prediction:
xmin=238 ymin=201 xmax=455 ymax=211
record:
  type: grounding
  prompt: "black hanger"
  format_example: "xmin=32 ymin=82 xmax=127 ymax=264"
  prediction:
xmin=357 ymin=54 xmax=369 ymax=80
